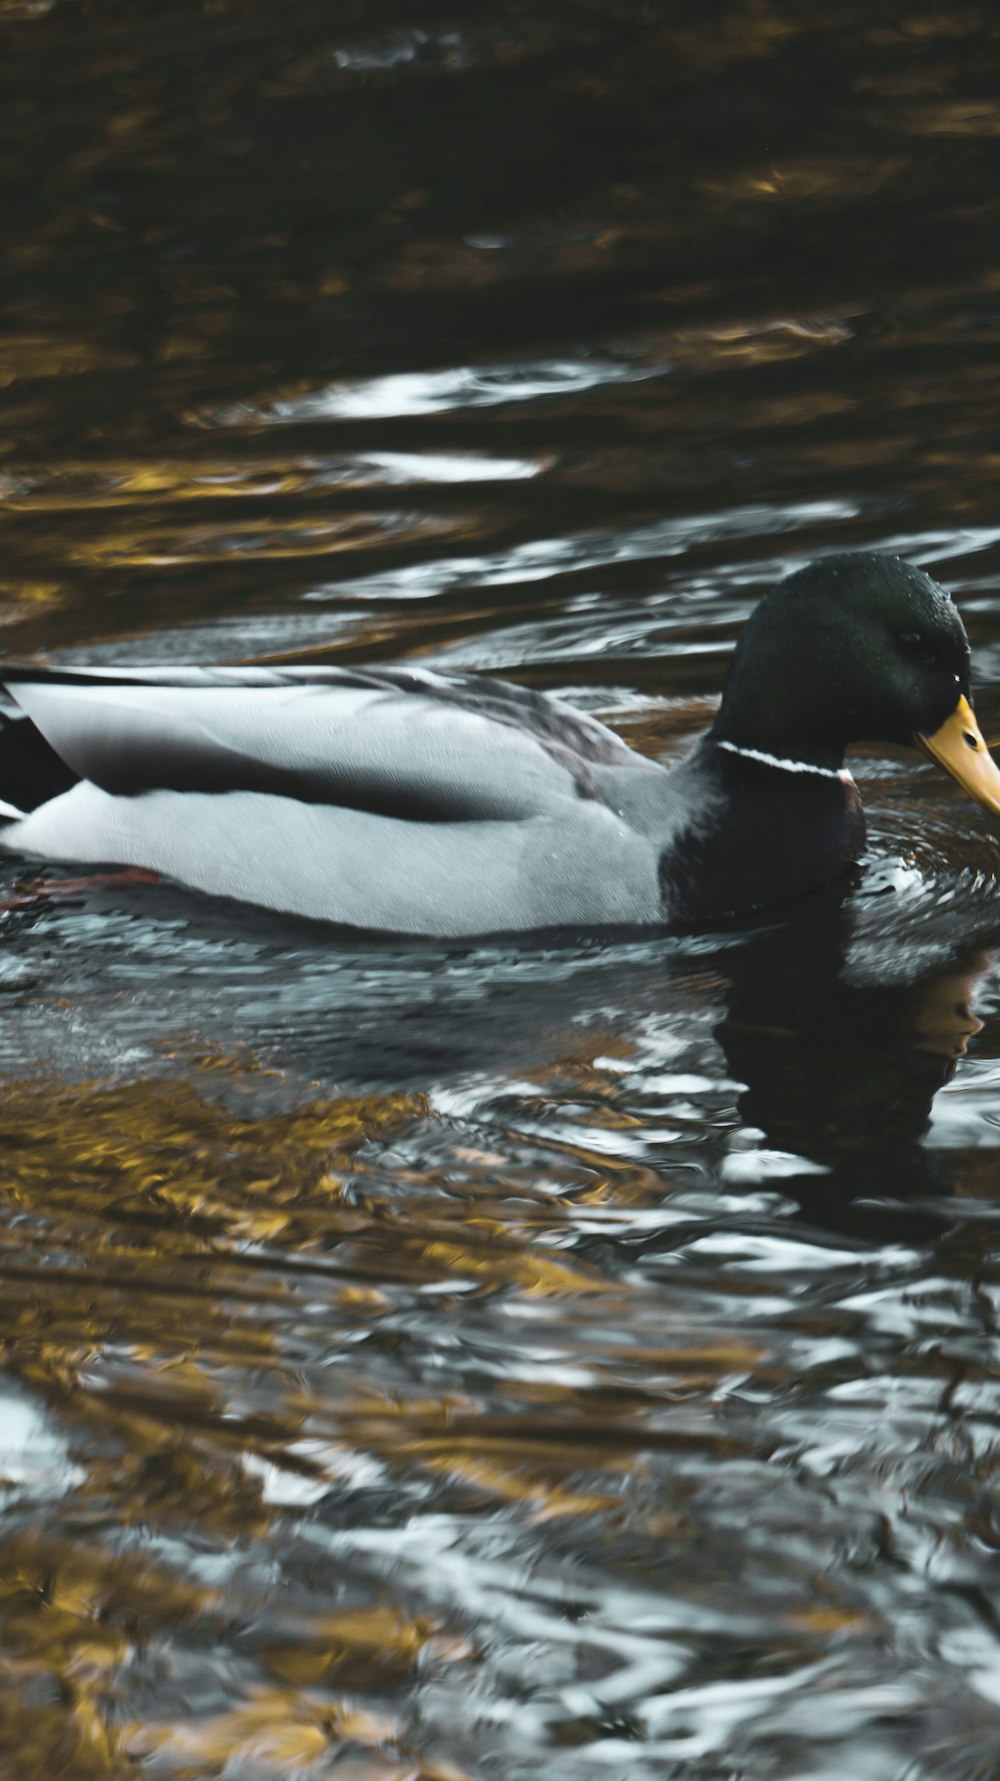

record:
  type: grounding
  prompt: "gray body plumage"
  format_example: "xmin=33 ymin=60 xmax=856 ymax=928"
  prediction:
xmin=0 ymin=664 xmax=715 ymax=935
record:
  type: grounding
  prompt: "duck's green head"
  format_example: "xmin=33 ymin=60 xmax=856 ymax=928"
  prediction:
xmin=711 ymin=551 xmax=1000 ymax=813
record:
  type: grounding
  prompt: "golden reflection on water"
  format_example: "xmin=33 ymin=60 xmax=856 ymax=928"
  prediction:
xmin=0 ymin=1036 xmax=800 ymax=1773
xmin=0 ymin=338 xmax=137 ymax=383
xmin=0 ymin=1076 xmax=466 ymax=1769
xmin=71 ymin=511 xmax=469 ymax=569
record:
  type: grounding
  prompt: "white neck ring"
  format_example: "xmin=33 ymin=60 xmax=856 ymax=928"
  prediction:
xmin=716 ymin=739 xmax=854 ymax=786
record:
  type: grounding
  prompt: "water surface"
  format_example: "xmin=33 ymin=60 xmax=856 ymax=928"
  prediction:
xmin=3 ymin=3 xmax=1000 ymax=1776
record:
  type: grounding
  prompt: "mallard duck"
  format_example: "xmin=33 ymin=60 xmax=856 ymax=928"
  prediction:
xmin=0 ymin=551 xmax=997 ymax=935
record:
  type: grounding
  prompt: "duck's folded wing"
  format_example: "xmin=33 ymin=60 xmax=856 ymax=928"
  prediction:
xmin=1 ymin=664 xmax=635 ymax=822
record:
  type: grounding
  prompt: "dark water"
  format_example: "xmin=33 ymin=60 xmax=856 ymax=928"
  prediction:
xmin=4 ymin=4 xmax=1000 ymax=1776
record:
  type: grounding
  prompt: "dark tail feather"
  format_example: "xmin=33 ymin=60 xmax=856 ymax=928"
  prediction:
xmin=0 ymin=713 xmax=79 ymax=816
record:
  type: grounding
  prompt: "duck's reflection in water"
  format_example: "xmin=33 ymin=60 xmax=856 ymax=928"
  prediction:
xmin=1 ymin=858 xmax=994 ymax=1245
xmin=712 ymin=879 xmax=992 ymax=1235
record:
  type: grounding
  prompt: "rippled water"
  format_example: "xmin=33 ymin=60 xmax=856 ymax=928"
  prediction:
xmin=5 ymin=3 xmax=1000 ymax=1776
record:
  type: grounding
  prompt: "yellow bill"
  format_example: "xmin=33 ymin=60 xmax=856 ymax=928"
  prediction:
xmin=916 ymin=694 xmax=1000 ymax=815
